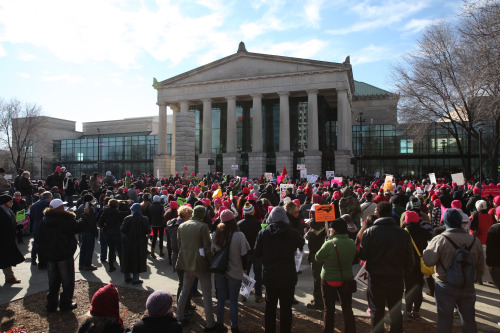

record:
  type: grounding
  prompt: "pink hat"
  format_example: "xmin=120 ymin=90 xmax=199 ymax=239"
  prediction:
xmin=405 ymin=211 xmax=420 ymax=223
xmin=267 ymin=206 xmax=274 ymax=215
xmin=496 ymin=206 xmax=500 ymax=218
xmin=433 ymin=199 xmax=441 ymax=207
xmin=452 ymin=182 xmax=457 ymax=187
xmin=126 ymin=171 xmax=131 ymax=176
xmin=229 ymin=182 xmax=234 ymax=187
xmin=169 ymin=201 xmax=178 ymax=209
xmin=494 ymin=196 xmax=500 ymax=206
xmin=242 ymin=187 xmax=250 ymax=194
xmin=451 ymin=200 xmax=462 ymax=209
xmin=175 ymin=189 xmax=182 ymax=195
xmin=313 ymin=194 xmax=322 ymax=204
xmin=218 ymin=206 xmax=228 ymax=213
xmin=220 ymin=210 xmax=235 ymax=223
xmin=213 ymin=197 xmax=223 ymax=205
xmin=201 ymin=198 xmax=211 ymax=206
xmin=123 ymin=187 xmax=128 ymax=193
xmin=293 ymin=199 xmax=300 ymax=207
xmin=211 ymin=184 xmax=218 ymax=190
xmin=162 ymin=190 xmax=168 ymax=195
xmin=246 ymin=193 xmax=257 ymax=201
xmin=333 ymin=191 xmax=341 ymax=200
xmin=473 ymin=187 xmax=481 ymax=195
xmin=55 ymin=166 xmax=62 ymax=172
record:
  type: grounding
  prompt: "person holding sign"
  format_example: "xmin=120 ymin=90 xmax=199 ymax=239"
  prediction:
xmin=11 ymin=192 xmax=28 ymax=244
xmin=315 ymin=218 xmax=357 ymax=333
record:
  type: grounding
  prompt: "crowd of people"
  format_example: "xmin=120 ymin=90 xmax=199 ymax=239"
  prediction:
xmin=1 ymin=165 xmax=500 ymax=333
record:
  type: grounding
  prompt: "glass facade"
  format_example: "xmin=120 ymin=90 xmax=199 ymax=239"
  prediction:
xmin=54 ymin=132 xmax=167 ymax=178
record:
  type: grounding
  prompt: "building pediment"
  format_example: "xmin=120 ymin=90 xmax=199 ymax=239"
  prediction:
xmin=158 ymin=43 xmax=351 ymax=88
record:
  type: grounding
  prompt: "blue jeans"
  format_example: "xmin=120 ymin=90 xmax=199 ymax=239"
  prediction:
xmin=247 ymin=252 xmax=263 ymax=297
xmin=124 ymin=272 xmax=140 ymax=282
xmin=214 ymin=273 xmax=242 ymax=329
xmin=79 ymin=232 xmax=95 ymax=268
xmin=435 ymin=281 xmax=477 ymax=333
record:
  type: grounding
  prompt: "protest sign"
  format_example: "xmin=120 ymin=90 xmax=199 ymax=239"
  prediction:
xmin=241 ymin=177 xmax=247 ymax=183
xmin=429 ymin=173 xmax=437 ymax=185
xmin=375 ymin=172 xmax=380 ymax=178
xmin=326 ymin=171 xmax=335 ymax=179
xmin=333 ymin=176 xmax=343 ymax=185
xmin=280 ymin=184 xmax=294 ymax=200
xmin=265 ymin=173 xmax=273 ymax=181
xmin=297 ymin=164 xmax=306 ymax=170
xmin=355 ymin=263 xmax=369 ymax=287
xmin=231 ymin=165 xmax=238 ymax=170
xmin=451 ymin=172 xmax=465 ymax=186
xmin=482 ymin=184 xmax=500 ymax=198
xmin=239 ymin=273 xmax=256 ymax=298
xmin=277 ymin=176 xmax=282 ymax=183
xmin=314 ymin=204 xmax=336 ymax=222
xmin=176 ymin=197 xmax=187 ymax=206
xmin=322 ymin=181 xmax=330 ymax=187
xmin=295 ymin=250 xmax=304 ymax=272
xmin=307 ymin=175 xmax=319 ymax=183
xmin=424 ymin=184 xmax=433 ymax=192
xmin=300 ymin=169 xmax=307 ymax=179
xmin=383 ymin=175 xmax=394 ymax=192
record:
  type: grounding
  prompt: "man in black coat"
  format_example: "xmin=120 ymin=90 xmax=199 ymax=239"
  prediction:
xmin=37 ymin=199 xmax=89 ymax=312
xmin=360 ymin=201 xmax=414 ymax=333
xmin=255 ymin=206 xmax=305 ymax=333
xmin=0 ymin=194 xmax=24 ymax=284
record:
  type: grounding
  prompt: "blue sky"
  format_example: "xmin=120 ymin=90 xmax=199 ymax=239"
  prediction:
xmin=0 ymin=0 xmax=461 ymax=127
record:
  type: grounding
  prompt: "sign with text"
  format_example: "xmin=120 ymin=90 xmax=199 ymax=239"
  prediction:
xmin=300 ymin=169 xmax=307 ymax=179
xmin=355 ymin=263 xmax=369 ymax=287
xmin=265 ymin=173 xmax=273 ymax=181
xmin=451 ymin=172 xmax=465 ymax=186
xmin=239 ymin=273 xmax=256 ymax=298
xmin=297 ymin=164 xmax=306 ymax=170
xmin=231 ymin=165 xmax=238 ymax=170
xmin=323 ymin=181 xmax=330 ymax=188
xmin=424 ymin=184 xmax=433 ymax=192
xmin=307 ymin=175 xmax=319 ymax=183
xmin=176 ymin=197 xmax=187 ymax=206
xmin=333 ymin=176 xmax=343 ymax=185
xmin=280 ymin=184 xmax=294 ymax=200
xmin=326 ymin=171 xmax=335 ymax=179
xmin=314 ymin=204 xmax=336 ymax=222
xmin=429 ymin=173 xmax=437 ymax=185
xmin=375 ymin=172 xmax=380 ymax=178
xmin=482 ymin=184 xmax=500 ymax=198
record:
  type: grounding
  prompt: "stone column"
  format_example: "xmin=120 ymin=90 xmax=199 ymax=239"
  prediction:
xmin=154 ymin=102 xmax=174 ymax=178
xmin=276 ymin=92 xmax=293 ymax=178
xmin=335 ymin=89 xmax=353 ymax=176
xmin=249 ymin=93 xmax=266 ymax=178
xmin=223 ymin=96 xmax=240 ymax=175
xmin=305 ymin=90 xmax=322 ymax=175
xmin=175 ymin=101 xmax=196 ymax=174
xmin=199 ymin=98 xmax=214 ymax=176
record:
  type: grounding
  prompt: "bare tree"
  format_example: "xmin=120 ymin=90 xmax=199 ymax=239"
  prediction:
xmin=393 ymin=0 xmax=500 ymax=180
xmin=0 ymin=98 xmax=43 ymax=172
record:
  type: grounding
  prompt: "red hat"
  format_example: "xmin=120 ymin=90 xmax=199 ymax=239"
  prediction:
xmin=201 ymin=198 xmax=211 ymax=206
xmin=246 ymin=193 xmax=257 ymax=201
xmin=333 ymin=191 xmax=341 ymax=200
xmin=175 ymin=189 xmax=182 ymax=195
xmin=313 ymin=194 xmax=322 ymax=204
xmin=373 ymin=195 xmax=383 ymax=204
xmin=494 ymin=196 xmax=500 ymax=206
xmin=473 ymin=187 xmax=481 ymax=195
xmin=169 ymin=201 xmax=178 ymax=209
xmin=293 ymin=199 xmax=300 ymax=206
xmin=229 ymin=182 xmax=234 ymax=187
xmin=433 ymin=199 xmax=441 ymax=207
xmin=242 ymin=187 xmax=250 ymax=194
xmin=211 ymin=184 xmax=218 ymax=190
xmin=451 ymin=200 xmax=462 ymax=209
xmin=126 ymin=171 xmax=131 ymax=176
xmin=162 ymin=190 xmax=168 ymax=195
xmin=90 ymin=284 xmax=122 ymax=326
xmin=431 ymin=194 xmax=439 ymax=201
xmin=55 ymin=166 xmax=62 ymax=172
xmin=123 ymin=187 xmax=128 ymax=193
xmin=405 ymin=211 xmax=420 ymax=223
xmin=213 ymin=197 xmax=223 ymax=205
xmin=267 ymin=206 xmax=274 ymax=215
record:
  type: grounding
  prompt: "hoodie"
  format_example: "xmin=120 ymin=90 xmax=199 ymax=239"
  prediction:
xmin=254 ymin=207 xmax=305 ymax=288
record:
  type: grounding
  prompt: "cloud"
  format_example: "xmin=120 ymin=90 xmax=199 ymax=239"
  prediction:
xmin=17 ymin=52 xmax=37 ymax=61
xmin=0 ymin=44 xmax=5 ymax=57
xmin=350 ymin=45 xmax=393 ymax=65
xmin=254 ymin=39 xmax=329 ymax=59
xmin=302 ymin=0 xmax=325 ymax=28
xmin=403 ymin=18 xmax=439 ymax=33
xmin=327 ymin=0 xmax=430 ymax=35
xmin=17 ymin=73 xmax=30 ymax=78
xmin=42 ymin=74 xmax=85 ymax=84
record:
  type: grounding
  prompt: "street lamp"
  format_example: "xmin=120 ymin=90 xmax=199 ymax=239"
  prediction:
xmin=355 ymin=112 xmax=365 ymax=175
xmin=479 ymin=124 xmax=483 ymax=184
xmin=441 ymin=139 xmax=447 ymax=173
xmin=97 ymin=128 xmax=101 ymax=175
xmin=40 ymin=156 xmax=43 ymax=180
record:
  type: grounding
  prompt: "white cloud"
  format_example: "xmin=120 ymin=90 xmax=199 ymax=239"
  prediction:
xmin=350 ymin=45 xmax=393 ymax=65
xmin=17 ymin=52 xmax=37 ymax=61
xmin=328 ymin=0 xmax=430 ymax=35
xmin=0 ymin=44 xmax=6 ymax=57
xmin=403 ymin=18 xmax=439 ymax=33
xmin=17 ymin=73 xmax=30 ymax=78
xmin=42 ymin=74 xmax=85 ymax=84
xmin=303 ymin=0 xmax=325 ymax=28
xmin=254 ymin=39 xmax=328 ymax=59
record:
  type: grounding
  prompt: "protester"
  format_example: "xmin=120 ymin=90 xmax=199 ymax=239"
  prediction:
xmin=99 ymin=199 xmax=129 ymax=272
xmin=148 ymin=195 xmax=166 ymax=258
xmin=131 ymin=290 xmax=182 ymax=333
xmin=315 ymin=218 xmax=357 ymax=333
xmin=78 ymin=194 xmax=99 ymax=271
xmin=30 ymin=191 xmax=53 ymax=269
xmin=0 ymin=194 xmax=24 ymax=284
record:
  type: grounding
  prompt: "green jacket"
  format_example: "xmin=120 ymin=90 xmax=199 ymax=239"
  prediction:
xmin=176 ymin=217 xmax=213 ymax=272
xmin=315 ymin=234 xmax=356 ymax=281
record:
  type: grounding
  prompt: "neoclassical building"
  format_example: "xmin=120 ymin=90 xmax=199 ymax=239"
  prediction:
xmin=154 ymin=42 xmax=398 ymax=179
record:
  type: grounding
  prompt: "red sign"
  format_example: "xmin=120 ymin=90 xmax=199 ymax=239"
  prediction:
xmin=481 ymin=184 xmax=500 ymax=198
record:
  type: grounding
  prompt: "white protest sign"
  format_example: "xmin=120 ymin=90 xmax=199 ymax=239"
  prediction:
xmin=355 ymin=263 xmax=369 ymax=287
xmin=231 ymin=165 xmax=238 ymax=170
xmin=300 ymin=169 xmax=307 ymax=179
xmin=451 ymin=172 xmax=465 ymax=186
xmin=297 ymin=164 xmax=306 ymax=170
xmin=295 ymin=249 xmax=304 ymax=272
xmin=326 ymin=171 xmax=335 ymax=179
xmin=424 ymin=184 xmax=433 ymax=192
xmin=239 ymin=273 xmax=256 ymax=298
xmin=5 ymin=174 xmax=12 ymax=180
xmin=375 ymin=172 xmax=380 ymax=178
xmin=265 ymin=173 xmax=273 ymax=181
xmin=429 ymin=173 xmax=437 ymax=185
xmin=156 ymin=169 xmax=160 ymax=179
xmin=307 ymin=175 xmax=319 ymax=183
xmin=333 ymin=176 xmax=343 ymax=185
xmin=280 ymin=184 xmax=294 ymax=200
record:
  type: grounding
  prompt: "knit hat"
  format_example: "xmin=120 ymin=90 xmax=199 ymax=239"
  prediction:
xmin=494 ymin=196 xmax=500 ymax=206
xmin=153 ymin=195 xmax=161 ymax=203
xmin=442 ymin=209 xmax=463 ymax=229
xmin=293 ymin=199 xmax=301 ymax=207
xmin=433 ymin=199 xmax=441 ymax=207
xmin=193 ymin=205 xmax=206 ymax=220
xmin=242 ymin=187 xmax=250 ymax=194
xmin=0 ymin=194 xmax=13 ymax=205
xmin=496 ymin=206 xmax=500 ymax=218
xmin=409 ymin=196 xmax=421 ymax=208
xmin=169 ymin=201 xmax=178 ymax=209
xmin=313 ymin=194 xmax=322 ymax=204
xmin=451 ymin=200 xmax=462 ymax=209
xmin=220 ymin=209 xmax=234 ymax=223
xmin=283 ymin=197 xmax=291 ymax=204
xmin=55 ymin=166 xmax=62 ymax=172
xmin=243 ymin=202 xmax=255 ymax=215
xmin=126 ymin=171 xmax=131 ymax=176
xmin=131 ymin=203 xmax=142 ymax=214
xmin=333 ymin=191 xmax=341 ymax=200
xmin=473 ymin=187 xmax=481 ymax=195
xmin=146 ymin=290 xmax=173 ymax=317
xmin=90 ymin=284 xmax=122 ymax=326
xmin=405 ymin=211 xmax=420 ymax=223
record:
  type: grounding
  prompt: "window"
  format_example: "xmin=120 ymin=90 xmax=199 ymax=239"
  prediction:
xmin=400 ymin=139 xmax=414 ymax=154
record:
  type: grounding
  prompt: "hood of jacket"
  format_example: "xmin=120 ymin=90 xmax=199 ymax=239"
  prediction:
xmin=268 ymin=206 xmax=289 ymax=224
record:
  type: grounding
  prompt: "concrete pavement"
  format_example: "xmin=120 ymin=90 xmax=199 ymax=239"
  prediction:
xmin=1 ymin=237 xmax=499 ymax=332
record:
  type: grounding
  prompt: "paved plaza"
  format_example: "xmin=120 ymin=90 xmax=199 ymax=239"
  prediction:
xmin=1 ymin=237 xmax=499 ymax=332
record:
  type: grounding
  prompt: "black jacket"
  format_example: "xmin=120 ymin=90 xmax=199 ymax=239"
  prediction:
xmin=486 ymin=223 xmax=500 ymax=267
xmin=99 ymin=206 xmax=129 ymax=236
xmin=78 ymin=317 xmax=129 ymax=333
xmin=147 ymin=202 xmax=165 ymax=227
xmin=403 ymin=222 xmax=432 ymax=278
xmin=18 ymin=177 xmax=33 ymax=196
xmin=237 ymin=215 xmax=262 ymax=250
xmin=131 ymin=315 xmax=182 ymax=333
xmin=77 ymin=204 xmax=98 ymax=237
xmin=359 ymin=217 xmax=414 ymax=277
xmin=37 ymin=208 xmax=87 ymax=261
xmin=0 ymin=207 xmax=24 ymax=269
xmin=254 ymin=221 xmax=305 ymax=288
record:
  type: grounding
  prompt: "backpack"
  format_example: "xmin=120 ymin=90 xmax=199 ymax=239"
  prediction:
xmin=440 ymin=235 xmax=476 ymax=288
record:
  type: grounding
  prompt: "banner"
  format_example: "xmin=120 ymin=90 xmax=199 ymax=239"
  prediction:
xmin=295 ymin=250 xmax=304 ymax=272
xmin=280 ymin=184 xmax=294 ymax=200
xmin=451 ymin=172 xmax=465 ymax=186
xmin=429 ymin=173 xmax=437 ymax=185
xmin=482 ymin=184 xmax=500 ymax=198
xmin=326 ymin=171 xmax=335 ymax=179
xmin=355 ymin=263 xmax=369 ymax=287
xmin=239 ymin=273 xmax=256 ymax=298
xmin=314 ymin=204 xmax=336 ymax=222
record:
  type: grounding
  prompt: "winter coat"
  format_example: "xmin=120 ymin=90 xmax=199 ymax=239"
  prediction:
xmin=18 ymin=177 xmax=33 ymax=196
xmin=30 ymin=199 xmax=51 ymax=235
xmin=315 ymin=234 xmax=357 ymax=281
xmin=103 ymin=175 xmax=115 ymax=187
xmin=176 ymin=217 xmax=212 ymax=272
xmin=36 ymin=208 xmax=87 ymax=261
xmin=486 ymin=223 xmax=500 ymax=268
xmin=120 ymin=212 xmax=151 ymax=274
xmin=237 ymin=214 xmax=262 ymax=251
xmin=78 ymin=317 xmax=130 ymax=333
xmin=0 ymin=207 xmax=24 ymax=269
xmin=99 ymin=206 xmax=129 ymax=236
xmin=305 ymin=218 xmax=326 ymax=261
xmin=131 ymin=315 xmax=182 ymax=333
xmin=254 ymin=220 xmax=304 ymax=288
xmin=470 ymin=211 xmax=494 ymax=244
xmin=90 ymin=177 xmax=101 ymax=194
xmin=359 ymin=217 xmax=414 ymax=277
xmin=403 ymin=222 xmax=432 ymax=280
xmin=147 ymin=202 xmax=164 ymax=228
xmin=77 ymin=204 xmax=98 ymax=237
xmin=64 ymin=178 xmax=76 ymax=196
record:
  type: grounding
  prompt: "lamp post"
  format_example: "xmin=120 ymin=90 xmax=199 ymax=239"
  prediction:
xmin=355 ymin=112 xmax=365 ymax=176
xmin=479 ymin=124 xmax=483 ymax=184
xmin=441 ymin=139 xmax=446 ymax=173
xmin=97 ymin=128 xmax=101 ymax=175
xmin=40 ymin=156 xmax=43 ymax=180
